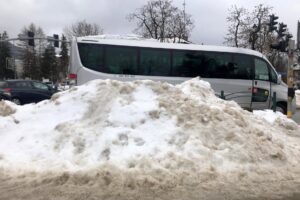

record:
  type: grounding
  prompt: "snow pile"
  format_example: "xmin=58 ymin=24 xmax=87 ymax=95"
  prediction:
xmin=0 ymin=101 xmax=16 ymax=117
xmin=0 ymin=78 xmax=300 ymax=199
xmin=253 ymin=109 xmax=299 ymax=132
xmin=84 ymin=34 xmax=157 ymax=42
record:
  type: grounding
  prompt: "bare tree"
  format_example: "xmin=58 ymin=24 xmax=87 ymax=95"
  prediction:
xmin=128 ymin=0 xmax=194 ymax=42
xmin=64 ymin=20 xmax=103 ymax=40
xmin=246 ymin=4 xmax=273 ymax=53
xmin=224 ymin=5 xmax=247 ymax=47
xmin=225 ymin=4 xmax=276 ymax=54
xmin=168 ymin=10 xmax=194 ymax=42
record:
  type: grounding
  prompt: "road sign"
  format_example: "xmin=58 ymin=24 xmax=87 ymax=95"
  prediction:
xmin=6 ymin=57 xmax=15 ymax=70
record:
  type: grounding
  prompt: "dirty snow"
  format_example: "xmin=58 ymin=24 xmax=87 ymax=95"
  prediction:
xmin=0 ymin=78 xmax=300 ymax=200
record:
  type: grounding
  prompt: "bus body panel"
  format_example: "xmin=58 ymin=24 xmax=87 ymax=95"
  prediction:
xmin=69 ymin=36 xmax=294 ymax=112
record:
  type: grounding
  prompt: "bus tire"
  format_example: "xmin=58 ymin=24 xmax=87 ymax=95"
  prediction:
xmin=275 ymin=102 xmax=287 ymax=115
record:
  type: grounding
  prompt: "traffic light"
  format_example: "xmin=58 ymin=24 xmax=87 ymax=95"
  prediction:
xmin=278 ymin=23 xmax=287 ymax=38
xmin=27 ymin=31 xmax=35 ymax=46
xmin=270 ymin=33 xmax=293 ymax=52
xmin=270 ymin=41 xmax=285 ymax=51
xmin=268 ymin=14 xmax=279 ymax=32
xmin=53 ymin=34 xmax=59 ymax=47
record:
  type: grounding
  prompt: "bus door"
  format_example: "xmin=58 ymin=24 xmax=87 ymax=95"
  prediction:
xmin=251 ymin=58 xmax=271 ymax=110
xmin=203 ymin=53 xmax=254 ymax=110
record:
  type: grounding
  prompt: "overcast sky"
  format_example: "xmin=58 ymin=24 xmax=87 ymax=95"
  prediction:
xmin=0 ymin=0 xmax=299 ymax=45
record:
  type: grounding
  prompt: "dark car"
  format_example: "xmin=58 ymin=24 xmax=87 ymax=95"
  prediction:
xmin=0 ymin=80 xmax=57 ymax=105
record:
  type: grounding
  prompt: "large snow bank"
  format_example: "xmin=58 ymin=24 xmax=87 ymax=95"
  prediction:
xmin=0 ymin=78 xmax=300 ymax=199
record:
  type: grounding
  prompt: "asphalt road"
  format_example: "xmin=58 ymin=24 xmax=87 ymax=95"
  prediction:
xmin=292 ymin=109 xmax=300 ymax=124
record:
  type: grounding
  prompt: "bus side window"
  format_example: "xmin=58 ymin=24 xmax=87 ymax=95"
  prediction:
xmin=78 ymin=43 xmax=104 ymax=72
xmin=172 ymin=51 xmax=206 ymax=77
xmin=232 ymin=54 xmax=253 ymax=80
xmin=254 ymin=58 xmax=270 ymax=81
xmin=105 ymin=46 xmax=138 ymax=74
xmin=139 ymin=48 xmax=171 ymax=76
xmin=211 ymin=53 xmax=232 ymax=78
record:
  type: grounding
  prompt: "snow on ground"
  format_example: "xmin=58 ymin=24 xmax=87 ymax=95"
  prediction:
xmin=0 ymin=78 xmax=300 ymax=200
xmin=253 ymin=110 xmax=295 ymax=124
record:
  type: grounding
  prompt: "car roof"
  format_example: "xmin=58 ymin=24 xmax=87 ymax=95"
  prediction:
xmin=5 ymin=80 xmax=38 ymax=82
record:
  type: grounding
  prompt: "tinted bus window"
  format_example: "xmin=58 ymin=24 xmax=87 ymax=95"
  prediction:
xmin=172 ymin=51 xmax=235 ymax=78
xmin=231 ymin=54 xmax=253 ymax=79
xmin=106 ymin=46 xmax=138 ymax=74
xmin=140 ymin=48 xmax=171 ymax=76
xmin=210 ymin=53 xmax=232 ymax=78
xmin=172 ymin=51 xmax=207 ymax=77
xmin=78 ymin=43 xmax=104 ymax=72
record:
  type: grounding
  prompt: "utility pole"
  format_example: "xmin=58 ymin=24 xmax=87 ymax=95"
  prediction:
xmin=183 ymin=0 xmax=186 ymax=41
xmin=287 ymin=40 xmax=295 ymax=118
xmin=183 ymin=0 xmax=186 ymax=22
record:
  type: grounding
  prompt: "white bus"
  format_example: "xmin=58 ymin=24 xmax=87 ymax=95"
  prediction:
xmin=69 ymin=35 xmax=296 ymax=113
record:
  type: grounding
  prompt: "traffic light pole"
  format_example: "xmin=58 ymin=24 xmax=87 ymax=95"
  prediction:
xmin=287 ymin=40 xmax=295 ymax=118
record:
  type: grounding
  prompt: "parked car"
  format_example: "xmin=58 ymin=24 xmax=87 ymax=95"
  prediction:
xmin=0 ymin=80 xmax=58 ymax=105
xmin=0 ymin=81 xmax=11 ymax=101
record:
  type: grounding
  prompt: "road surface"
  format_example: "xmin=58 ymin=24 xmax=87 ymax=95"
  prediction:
xmin=292 ymin=109 xmax=300 ymax=124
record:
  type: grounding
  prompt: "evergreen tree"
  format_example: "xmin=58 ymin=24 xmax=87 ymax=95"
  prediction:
xmin=18 ymin=23 xmax=46 ymax=80
xmin=0 ymin=31 xmax=13 ymax=79
xmin=41 ymin=45 xmax=58 ymax=82
xmin=58 ymin=34 xmax=69 ymax=81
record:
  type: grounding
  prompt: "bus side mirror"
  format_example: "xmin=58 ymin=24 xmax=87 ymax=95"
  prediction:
xmin=277 ymin=74 xmax=282 ymax=84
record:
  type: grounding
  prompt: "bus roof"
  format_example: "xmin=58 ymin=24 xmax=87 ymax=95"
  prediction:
xmin=76 ymin=35 xmax=265 ymax=59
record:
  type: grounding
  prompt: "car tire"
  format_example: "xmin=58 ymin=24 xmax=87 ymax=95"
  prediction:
xmin=12 ymin=98 xmax=22 ymax=105
xmin=276 ymin=103 xmax=287 ymax=115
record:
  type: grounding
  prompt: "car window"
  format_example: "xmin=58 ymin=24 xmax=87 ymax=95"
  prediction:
xmin=15 ymin=82 xmax=32 ymax=88
xmin=0 ymin=82 xmax=7 ymax=88
xmin=32 ymin=82 xmax=49 ymax=90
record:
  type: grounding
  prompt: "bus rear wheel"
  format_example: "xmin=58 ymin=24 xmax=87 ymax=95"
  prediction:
xmin=275 ymin=103 xmax=287 ymax=115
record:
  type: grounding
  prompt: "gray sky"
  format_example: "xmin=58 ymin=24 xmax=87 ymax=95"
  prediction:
xmin=0 ymin=0 xmax=299 ymax=45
